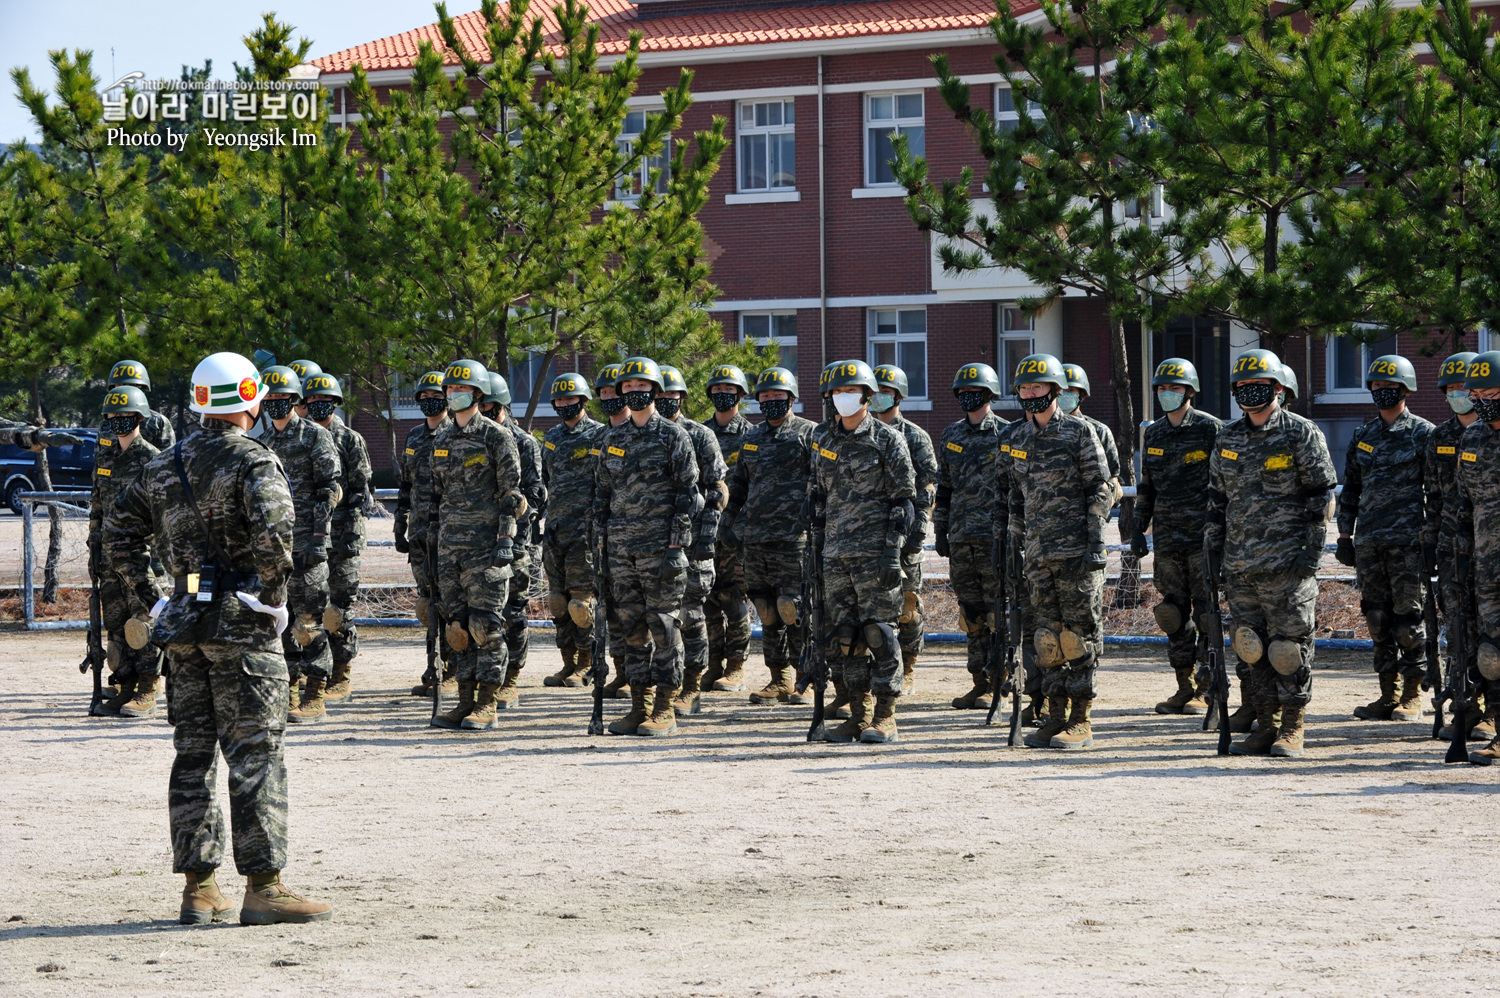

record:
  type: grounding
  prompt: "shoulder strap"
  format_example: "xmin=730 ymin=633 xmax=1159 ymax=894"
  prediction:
xmin=172 ymin=440 xmax=233 ymax=567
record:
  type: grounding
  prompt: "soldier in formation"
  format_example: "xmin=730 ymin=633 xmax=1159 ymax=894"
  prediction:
xmin=592 ymin=363 xmax=633 ymax=698
xmin=1336 ymin=355 xmax=1435 ymax=725
xmin=1457 ymin=351 xmax=1500 ymax=765
xmin=702 ymin=365 xmax=755 ymax=695
xmin=540 ymin=372 xmax=605 ymax=689
xmin=396 ymin=371 xmax=455 ymax=697
xmin=1206 ymin=350 xmax=1337 ymax=759
xmin=1059 ymin=363 xmax=1121 ymax=496
xmin=103 ymin=359 xmax=176 ymax=450
xmin=105 ymin=351 xmax=331 ymax=926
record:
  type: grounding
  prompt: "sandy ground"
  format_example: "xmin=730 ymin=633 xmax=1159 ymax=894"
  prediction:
xmin=3 ymin=630 xmax=1496 ymax=998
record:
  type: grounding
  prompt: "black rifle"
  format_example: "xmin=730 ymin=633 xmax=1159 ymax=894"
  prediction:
xmin=1200 ymin=539 xmax=1231 ymax=755
xmin=1424 ymin=569 xmax=1445 ymax=741
xmin=985 ymin=535 xmax=1023 ymax=747
xmin=588 ymin=521 xmax=610 ymax=736
xmin=795 ymin=489 xmax=827 ymax=742
xmin=80 ymin=541 xmax=106 ymax=716
xmin=422 ymin=520 xmax=443 ymax=726
xmin=1446 ymin=557 xmax=1473 ymax=764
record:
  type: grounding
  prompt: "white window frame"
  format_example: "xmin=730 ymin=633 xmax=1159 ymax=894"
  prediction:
xmin=862 ymin=91 xmax=924 ymax=189
xmin=741 ymin=312 xmax=803 ymax=412
xmin=1322 ymin=330 xmax=1399 ymax=398
xmin=1480 ymin=323 xmax=1493 ymax=352
xmin=998 ymin=304 xmax=1036 ymax=400
xmin=614 ymin=108 xmax=670 ymax=202
xmin=866 ymin=307 xmax=930 ymax=407
xmin=735 ymin=99 xmax=796 ymax=194
xmin=995 ymin=85 xmax=1042 ymax=132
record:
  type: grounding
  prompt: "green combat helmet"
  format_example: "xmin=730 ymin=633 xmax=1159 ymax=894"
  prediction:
xmin=302 ymin=373 xmax=343 ymax=400
xmin=415 ymin=370 xmax=445 ymax=394
xmin=874 ymin=364 xmax=909 ymax=400
xmin=289 ymin=359 xmax=323 ymax=382
xmin=1229 ymin=348 xmax=1284 ymax=384
xmin=755 ymin=367 xmax=800 ymax=399
xmin=1152 ymin=357 xmax=1200 ymax=392
xmin=1465 ymin=351 xmax=1500 ymax=390
xmin=658 ymin=365 xmax=689 ymax=394
xmin=1278 ymin=363 xmax=1300 ymax=404
xmin=443 ymin=359 xmax=490 ymax=394
xmin=1439 ymin=352 xmax=1478 ymax=389
xmin=594 ymin=364 xmax=623 ymax=394
xmin=615 ymin=356 xmax=665 ymax=393
xmin=706 ymin=364 xmax=752 ymax=396
xmin=488 ymin=372 xmax=512 ymax=407
xmin=549 ymin=372 xmax=592 ymax=401
xmin=108 ymin=359 xmax=151 ymax=391
xmin=260 ymin=366 xmax=303 ymax=399
xmin=1061 ymin=363 xmax=1091 ymax=396
xmin=821 ymin=359 xmax=878 ymax=393
xmin=101 ymin=385 xmax=151 ymax=417
xmin=1012 ymin=353 xmax=1068 ymax=389
xmin=953 ymin=362 xmax=1003 ymax=397
xmin=1365 ymin=354 xmax=1418 ymax=392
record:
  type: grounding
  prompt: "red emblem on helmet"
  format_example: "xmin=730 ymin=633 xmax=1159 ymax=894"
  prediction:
xmin=239 ymin=377 xmax=258 ymax=402
xmin=194 ymin=384 xmax=209 ymax=406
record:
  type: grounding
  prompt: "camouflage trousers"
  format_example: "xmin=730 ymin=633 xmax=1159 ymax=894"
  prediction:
xmin=280 ymin=561 xmax=331 ymax=682
xmin=100 ymin=569 xmax=162 ymax=680
xmin=542 ymin=528 xmax=594 ymax=654
xmin=437 ymin=553 xmax=512 ymax=686
xmin=705 ymin=540 xmax=751 ymax=671
xmin=1224 ymin=569 xmax=1316 ymax=708
xmin=1438 ymin=557 xmax=1491 ymax=698
xmin=503 ymin=550 xmax=541 ymax=676
xmin=407 ymin=533 xmax=453 ymax=668
xmin=1355 ymin=541 xmax=1426 ymax=680
xmin=1025 ymin=555 xmax=1104 ymax=701
xmin=608 ymin=545 xmax=687 ymax=687
xmin=1153 ymin=546 xmax=1213 ymax=673
xmin=325 ymin=516 xmax=364 ymax=670
xmin=821 ymin=554 xmax=902 ymax=698
xmin=681 ymin=555 xmax=716 ymax=680
xmin=1473 ymin=544 xmax=1500 ymax=697
xmin=166 ymin=641 xmax=288 ymax=876
xmin=950 ymin=541 xmax=1001 ymax=678
xmin=744 ymin=539 xmax=806 ymax=675
xmin=899 ymin=541 xmax=924 ymax=663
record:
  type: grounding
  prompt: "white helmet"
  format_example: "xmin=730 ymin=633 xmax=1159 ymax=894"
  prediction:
xmin=190 ymin=351 xmax=266 ymax=414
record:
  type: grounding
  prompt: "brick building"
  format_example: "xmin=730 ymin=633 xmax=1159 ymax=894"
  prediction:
xmin=307 ymin=0 xmax=1487 ymax=479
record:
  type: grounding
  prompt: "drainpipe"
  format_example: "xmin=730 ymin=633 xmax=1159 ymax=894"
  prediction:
xmin=818 ymin=54 xmax=827 ymax=370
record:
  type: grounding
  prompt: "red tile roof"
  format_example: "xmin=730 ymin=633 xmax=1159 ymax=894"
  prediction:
xmin=310 ymin=0 xmax=1018 ymax=74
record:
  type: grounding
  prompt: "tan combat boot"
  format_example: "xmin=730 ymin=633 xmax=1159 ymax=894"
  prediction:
xmin=119 ymin=676 xmax=160 ymax=718
xmin=1155 ymin=667 xmax=1197 ymax=715
xmin=1472 ymin=695 xmax=1497 ymax=741
xmin=1226 ymin=680 xmax=1257 ymax=733
xmin=324 ymin=661 xmax=353 ymax=703
xmin=239 ymin=877 xmax=333 ymax=925
xmin=786 ymin=671 xmax=812 ymax=705
xmin=179 ymin=871 xmax=237 ymax=925
xmin=902 ymin=655 xmax=917 ymax=695
xmin=495 ymin=667 xmax=520 ymax=710
xmin=825 ymin=690 xmax=871 ymax=743
xmin=1021 ymin=692 xmax=1045 ymax=727
xmin=570 ymin=649 xmax=595 ymax=688
xmin=714 ymin=656 xmax=747 ymax=692
xmin=951 ymin=674 xmax=991 ymax=710
xmin=603 ymin=664 xmax=631 ymax=700
xmin=544 ymin=647 xmax=578 ymax=687
xmin=860 ymin=693 xmax=898 ymax=743
xmin=750 ymin=666 xmax=794 ymax=705
xmin=827 ymin=677 xmax=852 ymax=719
xmin=1023 ymin=697 xmax=1070 ymax=748
xmin=1353 ymin=672 xmax=1400 ymax=720
xmin=608 ymin=683 xmax=652 ymax=735
xmin=463 ymin=682 xmax=503 ymax=730
xmin=1390 ymin=674 xmax=1424 ymax=721
xmin=432 ymin=681 xmax=476 ymax=729
xmin=1469 ymin=734 xmax=1500 ymax=766
xmin=1270 ymin=706 xmax=1305 ymax=758
xmin=1183 ymin=670 xmax=1210 ymax=715
xmin=673 ymin=671 xmax=703 ymax=717
xmin=411 ymin=662 xmax=457 ymax=698
xmin=99 ymin=674 xmax=139 ymax=716
xmin=288 ymin=677 xmax=327 ymax=724
xmin=1439 ymin=701 xmax=1481 ymax=742
xmin=1229 ymin=703 xmax=1281 ymax=755
xmin=1051 ymin=698 xmax=1095 ymax=750
xmin=638 ymin=686 xmax=680 ymax=736
xmin=545 ymin=648 xmax=592 ymax=688
xmin=701 ymin=659 xmax=725 ymax=691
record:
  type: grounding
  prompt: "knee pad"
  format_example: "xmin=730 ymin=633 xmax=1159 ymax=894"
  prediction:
xmin=1391 ymin=613 xmax=1423 ymax=651
xmin=862 ymin=621 xmax=894 ymax=652
xmin=292 ymin=613 xmax=322 ymax=648
xmin=646 ymin=609 xmax=680 ymax=647
xmin=444 ymin=617 xmax=470 ymax=651
xmin=959 ymin=602 xmax=987 ymax=636
xmin=1268 ymin=637 xmax=1304 ymax=676
xmin=834 ymin=620 xmax=861 ymax=657
xmin=1478 ymin=638 xmax=1500 ymax=682
xmin=124 ymin=616 xmax=152 ymax=651
xmin=568 ymin=593 xmax=594 ymax=628
xmin=321 ymin=605 xmax=347 ymax=633
xmin=724 ymin=593 xmax=751 ymax=621
xmin=1059 ymin=627 xmax=1088 ymax=662
xmin=414 ymin=597 xmax=431 ymax=627
xmin=1361 ymin=601 xmax=1393 ymax=642
xmin=1033 ymin=626 xmax=1064 ymax=667
xmin=1231 ymin=625 xmax=1265 ymax=665
xmin=467 ymin=611 xmax=502 ymax=646
xmin=106 ymin=636 xmax=123 ymax=671
xmin=777 ymin=595 xmax=801 ymax=627
xmin=898 ymin=591 xmax=921 ymax=626
xmin=547 ymin=591 xmax=570 ymax=619
xmin=751 ymin=595 xmax=775 ymax=623
xmin=1153 ymin=597 xmax=1188 ymax=637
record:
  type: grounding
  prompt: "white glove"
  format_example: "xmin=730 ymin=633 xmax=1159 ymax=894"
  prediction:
xmin=236 ymin=591 xmax=289 ymax=636
xmin=150 ymin=597 xmax=168 ymax=620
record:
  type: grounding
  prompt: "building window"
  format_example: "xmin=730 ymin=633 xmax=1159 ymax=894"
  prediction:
xmin=995 ymin=87 xmax=1041 ymax=133
xmin=741 ymin=312 xmax=798 ymax=376
xmin=865 ymin=92 xmax=924 ymax=187
xmin=616 ymin=109 xmax=669 ymax=200
xmin=1327 ymin=332 xmax=1398 ymax=392
xmin=867 ymin=308 xmax=927 ymax=398
xmin=508 ymin=350 xmax=557 ymax=417
xmin=738 ymin=100 xmax=795 ymax=192
xmin=998 ymin=305 xmax=1035 ymax=396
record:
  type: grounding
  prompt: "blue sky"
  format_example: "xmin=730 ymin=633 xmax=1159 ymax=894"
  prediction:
xmin=1 ymin=1 xmax=473 ymax=144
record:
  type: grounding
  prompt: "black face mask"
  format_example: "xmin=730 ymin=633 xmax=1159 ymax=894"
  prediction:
xmin=105 ymin=415 xmax=140 ymax=436
xmin=710 ymin=391 xmax=740 ymax=413
xmin=1232 ymin=383 xmax=1276 ymax=411
xmin=308 ymin=400 xmax=337 ymax=422
xmin=957 ymin=389 xmax=991 ymax=414
xmin=417 ymin=395 xmax=447 ymax=418
xmin=555 ymin=400 xmax=585 ymax=421
xmin=1019 ymin=394 xmax=1052 ymax=414
xmin=599 ymin=396 xmax=626 ymax=416
xmin=656 ymin=397 xmax=682 ymax=419
xmin=1370 ymin=386 xmax=1404 ymax=410
xmin=623 ymin=390 xmax=654 ymax=412
xmin=760 ymin=398 xmax=791 ymax=421
xmin=1473 ymin=396 xmax=1500 ymax=422
xmin=264 ymin=398 xmax=295 ymax=420
xmin=823 ymin=397 xmax=837 ymax=422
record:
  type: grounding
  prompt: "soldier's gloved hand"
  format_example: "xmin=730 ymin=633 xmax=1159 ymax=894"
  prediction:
xmin=877 ymin=546 xmax=903 ymax=589
xmin=491 ymin=536 xmax=516 ymax=566
xmin=1130 ymin=530 xmax=1150 ymax=560
xmin=393 ymin=521 xmax=409 ymax=554
xmin=934 ymin=527 xmax=950 ymax=559
xmin=235 ymin=591 xmax=289 ymax=636
xmin=38 ymin=429 xmax=83 ymax=447
xmin=1085 ymin=521 xmax=1108 ymax=568
xmin=660 ymin=546 xmax=689 ymax=586
xmin=1335 ymin=536 xmax=1356 ymax=567
xmin=1421 ymin=541 xmax=1436 ymax=577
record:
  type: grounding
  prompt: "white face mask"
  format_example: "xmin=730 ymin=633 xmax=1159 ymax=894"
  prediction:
xmin=1158 ymin=389 xmax=1186 ymax=413
xmin=1056 ymin=390 xmax=1081 ymax=413
xmin=832 ymin=392 xmax=865 ymax=417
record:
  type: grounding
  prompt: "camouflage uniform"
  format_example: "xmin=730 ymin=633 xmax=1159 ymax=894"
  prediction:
xmin=431 ymin=414 xmax=524 ymax=687
xmin=595 ymin=414 xmax=699 ymax=687
xmin=262 ymin=414 xmax=342 ymax=684
xmin=105 ymin=420 xmax=295 ymax=876
xmin=1426 ymin=416 xmax=1483 ymax=709
xmin=729 ymin=412 xmax=817 ymax=688
xmin=811 ymin=414 xmax=916 ymax=699
xmin=934 ymin=411 xmax=1008 ymax=686
xmin=395 ymin=415 xmax=448 ymax=629
xmin=1078 ymin=411 xmax=1121 ymax=482
xmin=321 ymin=414 xmax=371 ymax=673
xmin=1003 ymin=413 xmax=1113 ymax=702
xmin=1206 ymin=407 xmax=1336 ymax=711
xmin=1457 ymin=421 xmax=1500 ymax=710
xmin=500 ymin=419 xmax=547 ymax=684
xmin=89 ymin=433 xmax=163 ymax=686
xmin=705 ymin=411 xmax=754 ymax=684
xmin=101 ymin=410 xmax=176 ymax=452
xmin=1337 ymin=410 xmax=1436 ymax=683
xmin=541 ymin=415 xmax=605 ymax=660
xmin=671 ymin=415 xmax=727 ymax=689
xmin=1137 ymin=407 xmax=1224 ymax=678
xmin=891 ymin=414 xmax=938 ymax=666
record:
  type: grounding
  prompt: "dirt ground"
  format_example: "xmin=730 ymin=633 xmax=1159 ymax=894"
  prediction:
xmin=2 ymin=630 xmax=1495 ymax=998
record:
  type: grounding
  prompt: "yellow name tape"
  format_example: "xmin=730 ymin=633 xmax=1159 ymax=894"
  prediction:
xmin=1010 ymin=448 xmax=1028 ymax=460
xmin=742 ymin=443 xmax=759 ymax=452
xmin=608 ymin=446 xmax=626 ymax=457
xmin=1357 ymin=441 xmax=1374 ymax=454
xmin=96 ymin=467 xmax=111 ymax=477
xmin=1220 ymin=449 xmax=1238 ymax=461
xmin=434 ymin=449 xmax=449 ymax=457
xmin=1462 ymin=451 xmax=1477 ymax=462
xmin=946 ymin=442 xmax=964 ymax=453
xmin=819 ymin=447 xmax=838 ymax=461
xmin=1146 ymin=447 xmax=1164 ymax=456
xmin=1437 ymin=446 xmax=1455 ymax=456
